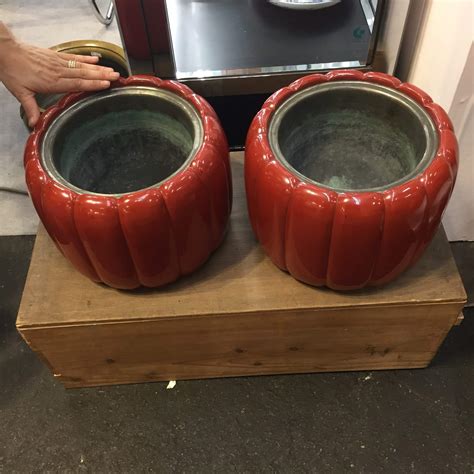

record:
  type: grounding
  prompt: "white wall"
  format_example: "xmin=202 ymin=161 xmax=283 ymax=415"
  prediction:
xmin=400 ymin=0 xmax=473 ymax=240
xmin=443 ymin=44 xmax=474 ymax=241
xmin=378 ymin=0 xmax=411 ymax=74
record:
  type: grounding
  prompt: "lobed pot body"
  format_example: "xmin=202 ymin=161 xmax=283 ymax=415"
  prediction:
xmin=245 ymin=70 xmax=458 ymax=290
xmin=25 ymin=75 xmax=232 ymax=290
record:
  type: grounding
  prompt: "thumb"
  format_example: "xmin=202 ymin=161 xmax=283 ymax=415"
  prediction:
xmin=20 ymin=94 xmax=41 ymax=128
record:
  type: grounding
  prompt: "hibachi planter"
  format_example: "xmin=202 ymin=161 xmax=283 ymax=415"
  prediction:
xmin=245 ymin=70 xmax=458 ymax=290
xmin=25 ymin=75 xmax=231 ymax=289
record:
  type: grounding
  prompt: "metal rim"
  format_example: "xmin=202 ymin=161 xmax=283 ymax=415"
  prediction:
xmin=89 ymin=0 xmax=115 ymax=26
xmin=40 ymin=86 xmax=204 ymax=197
xmin=268 ymin=0 xmax=342 ymax=10
xmin=268 ymin=80 xmax=439 ymax=193
xmin=50 ymin=40 xmax=128 ymax=72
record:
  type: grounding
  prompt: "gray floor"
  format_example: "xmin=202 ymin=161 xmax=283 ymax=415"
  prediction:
xmin=1 ymin=235 xmax=473 ymax=473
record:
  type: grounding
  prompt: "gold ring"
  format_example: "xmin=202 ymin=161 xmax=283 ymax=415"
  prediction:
xmin=67 ymin=59 xmax=77 ymax=69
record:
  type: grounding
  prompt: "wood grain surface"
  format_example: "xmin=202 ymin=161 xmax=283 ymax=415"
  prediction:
xmin=22 ymin=302 xmax=462 ymax=388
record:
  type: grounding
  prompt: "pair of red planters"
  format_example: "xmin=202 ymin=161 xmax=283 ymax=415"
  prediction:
xmin=24 ymin=71 xmax=458 ymax=291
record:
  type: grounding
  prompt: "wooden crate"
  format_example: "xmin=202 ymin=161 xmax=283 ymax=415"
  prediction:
xmin=17 ymin=153 xmax=467 ymax=388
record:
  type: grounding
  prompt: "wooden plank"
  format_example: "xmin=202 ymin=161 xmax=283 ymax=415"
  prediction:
xmin=21 ymin=302 xmax=462 ymax=388
xmin=17 ymin=153 xmax=466 ymax=329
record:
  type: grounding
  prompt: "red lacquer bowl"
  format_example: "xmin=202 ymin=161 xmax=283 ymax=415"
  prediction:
xmin=25 ymin=75 xmax=231 ymax=289
xmin=245 ymin=70 xmax=458 ymax=290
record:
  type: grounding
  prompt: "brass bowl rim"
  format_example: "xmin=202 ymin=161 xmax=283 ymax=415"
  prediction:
xmin=268 ymin=80 xmax=439 ymax=193
xmin=49 ymin=39 xmax=126 ymax=59
xmin=40 ymin=86 xmax=205 ymax=197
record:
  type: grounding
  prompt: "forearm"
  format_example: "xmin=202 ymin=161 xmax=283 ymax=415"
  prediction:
xmin=0 ymin=21 xmax=16 ymax=47
xmin=0 ymin=22 xmax=18 ymax=72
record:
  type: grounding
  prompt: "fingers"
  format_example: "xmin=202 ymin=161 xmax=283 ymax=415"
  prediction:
xmin=20 ymin=95 xmax=41 ymax=128
xmin=70 ymin=61 xmax=115 ymax=72
xmin=53 ymin=78 xmax=112 ymax=93
xmin=52 ymin=61 xmax=119 ymax=92
xmin=62 ymin=61 xmax=120 ymax=81
xmin=57 ymin=52 xmax=100 ymax=64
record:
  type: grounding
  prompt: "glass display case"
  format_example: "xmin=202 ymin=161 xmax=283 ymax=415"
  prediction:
xmin=115 ymin=0 xmax=404 ymax=146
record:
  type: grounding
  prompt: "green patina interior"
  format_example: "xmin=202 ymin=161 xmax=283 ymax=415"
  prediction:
xmin=276 ymin=87 xmax=431 ymax=191
xmin=51 ymin=93 xmax=195 ymax=195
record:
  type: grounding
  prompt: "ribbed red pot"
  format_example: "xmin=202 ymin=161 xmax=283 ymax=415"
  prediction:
xmin=25 ymin=75 xmax=231 ymax=289
xmin=245 ymin=70 xmax=458 ymax=290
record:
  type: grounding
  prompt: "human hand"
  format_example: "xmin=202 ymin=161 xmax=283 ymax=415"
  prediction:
xmin=0 ymin=24 xmax=120 ymax=127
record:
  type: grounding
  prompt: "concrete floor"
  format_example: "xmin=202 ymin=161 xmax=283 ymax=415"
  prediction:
xmin=1 ymin=236 xmax=473 ymax=473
